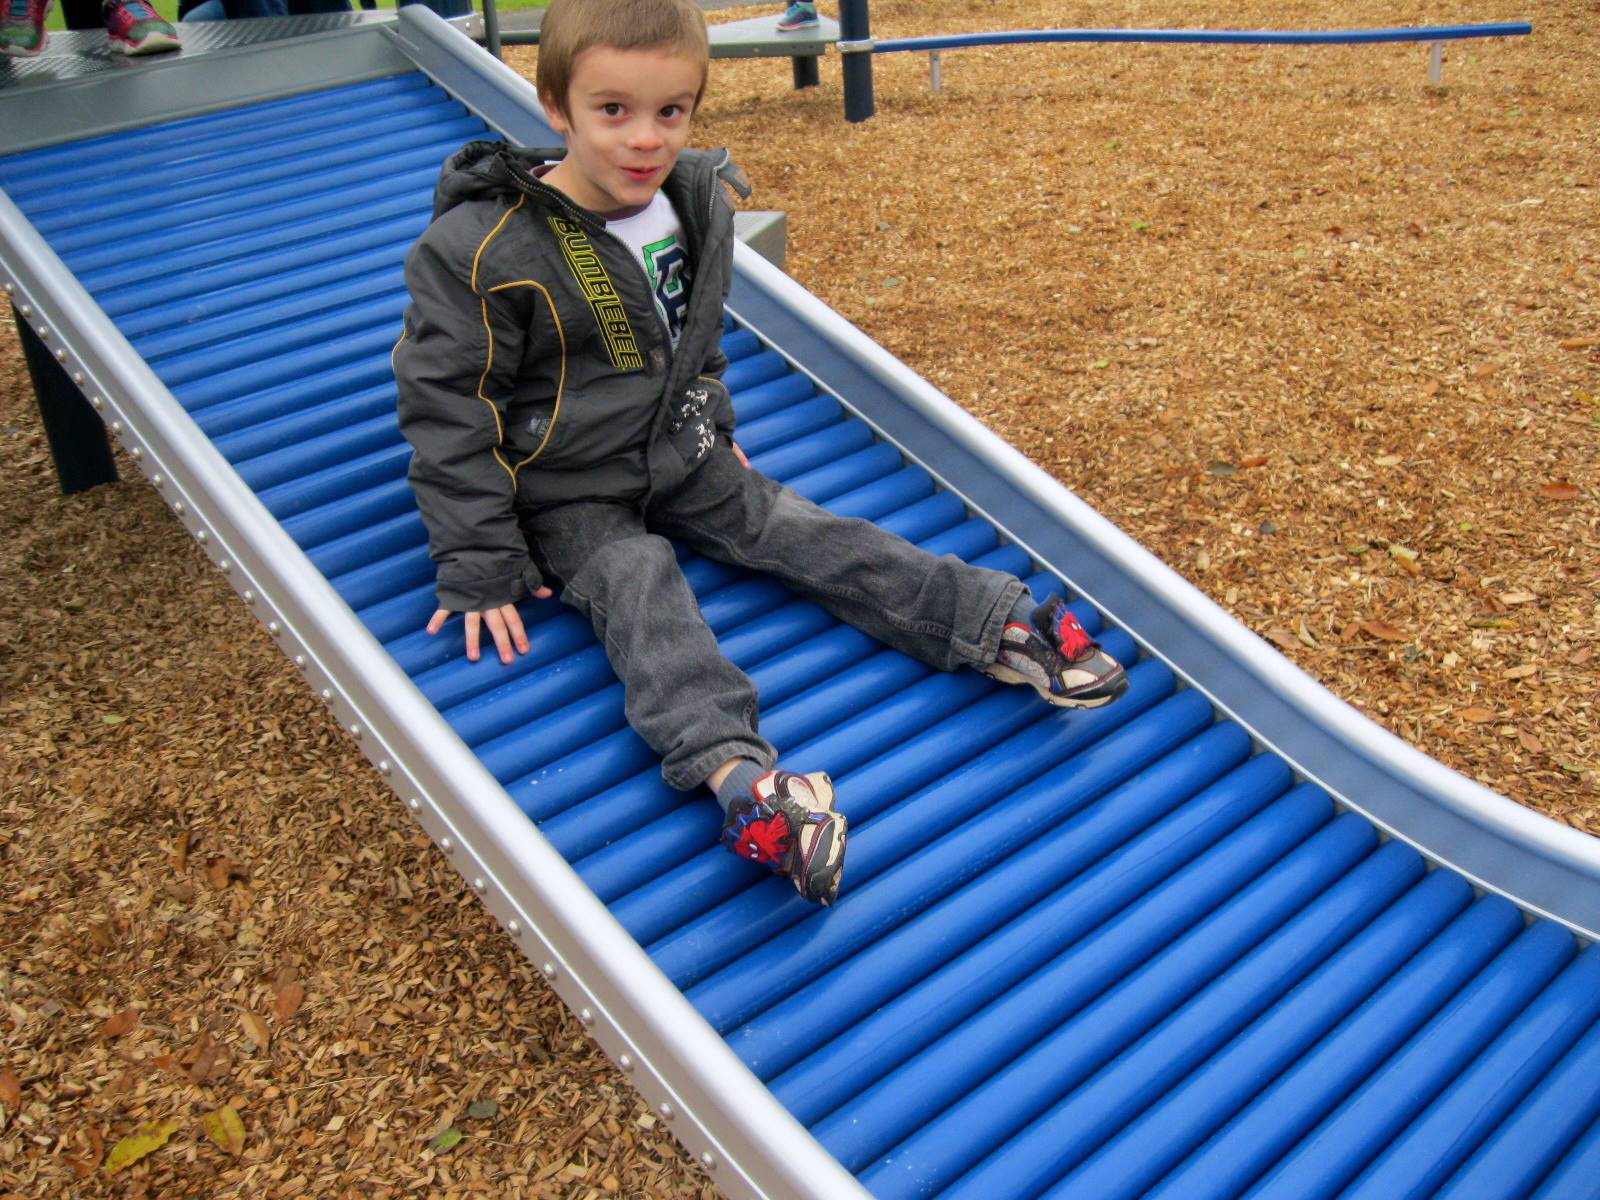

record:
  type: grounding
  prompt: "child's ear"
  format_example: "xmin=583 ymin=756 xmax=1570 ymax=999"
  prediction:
xmin=539 ymin=93 xmax=570 ymax=134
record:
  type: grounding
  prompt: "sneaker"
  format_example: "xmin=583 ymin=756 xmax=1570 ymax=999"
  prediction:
xmin=985 ymin=596 xmax=1129 ymax=708
xmin=775 ymin=2 xmax=817 ymax=32
xmin=1 ymin=0 xmax=51 ymax=57
xmin=103 ymin=0 xmax=179 ymax=55
xmin=720 ymin=769 xmax=847 ymax=906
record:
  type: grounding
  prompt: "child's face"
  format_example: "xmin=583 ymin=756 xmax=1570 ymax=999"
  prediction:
xmin=542 ymin=44 xmax=703 ymax=214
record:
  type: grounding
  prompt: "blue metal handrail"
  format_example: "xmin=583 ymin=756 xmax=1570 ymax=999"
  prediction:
xmin=873 ymin=23 xmax=1532 ymax=54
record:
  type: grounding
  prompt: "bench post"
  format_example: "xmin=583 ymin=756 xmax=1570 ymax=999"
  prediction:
xmin=15 ymin=305 xmax=118 ymax=494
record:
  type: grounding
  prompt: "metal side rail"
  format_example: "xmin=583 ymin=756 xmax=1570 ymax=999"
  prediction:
xmin=2 ymin=9 xmax=1598 ymax=1200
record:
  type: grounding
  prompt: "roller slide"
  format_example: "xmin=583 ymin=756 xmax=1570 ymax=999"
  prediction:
xmin=2 ymin=11 xmax=1596 ymax=1198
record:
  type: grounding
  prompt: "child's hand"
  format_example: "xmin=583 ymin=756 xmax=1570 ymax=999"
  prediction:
xmin=732 ymin=440 xmax=750 ymax=469
xmin=427 ymin=596 xmax=549 ymax=664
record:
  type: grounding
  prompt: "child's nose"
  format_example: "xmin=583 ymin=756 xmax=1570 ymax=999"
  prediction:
xmin=627 ymin=122 xmax=663 ymax=151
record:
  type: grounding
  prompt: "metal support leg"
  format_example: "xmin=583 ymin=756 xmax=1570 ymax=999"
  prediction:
xmin=15 ymin=305 xmax=118 ymax=495
xmin=929 ymin=49 xmax=942 ymax=93
xmin=838 ymin=0 xmax=875 ymax=123
xmin=792 ymin=54 xmax=819 ymax=89
xmin=1428 ymin=41 xmax=1444 ymax=84
xmin=481 ymin=0 xmax=501 ymax=59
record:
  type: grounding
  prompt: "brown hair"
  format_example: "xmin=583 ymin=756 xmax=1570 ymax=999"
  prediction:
xmin=537 ymin=0 xmax=711 ymax=120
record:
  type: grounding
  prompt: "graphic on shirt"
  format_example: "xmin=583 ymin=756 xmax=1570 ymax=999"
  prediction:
xmin=642 ymin=234 xmax=691 ymax=345
xmin=548 ymin=216 xmax=644 ymax=370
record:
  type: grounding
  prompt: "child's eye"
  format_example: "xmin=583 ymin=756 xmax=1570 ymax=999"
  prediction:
xmin=602 ymin=103 xmax=624 ymax=117
xmin=660 ymin=104 xmax=685 ymax=120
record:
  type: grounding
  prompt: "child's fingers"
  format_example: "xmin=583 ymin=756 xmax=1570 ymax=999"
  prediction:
xmin=484 ymin=608 xmax=515 ymax=664
xmin=501 ymin=604 xmax=531 ymax=656
xmin=463 ymin=611 xmax=482 ymax=662
xmin=426 ymin=608 xmax=451 ymax=636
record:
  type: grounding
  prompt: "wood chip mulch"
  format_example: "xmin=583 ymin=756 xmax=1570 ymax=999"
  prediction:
xmin=2 ymin=0 xmax=1595 ymax=1195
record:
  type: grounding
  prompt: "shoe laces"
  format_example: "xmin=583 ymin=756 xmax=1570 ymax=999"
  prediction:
xmin=6 ymin=0 xmax=42 ymax=24
xmin=109 ymin=0 xmax=162 ymax=21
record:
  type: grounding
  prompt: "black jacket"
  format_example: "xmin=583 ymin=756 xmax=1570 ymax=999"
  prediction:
xmin=394 ymin=141 xmax=751 ymax=611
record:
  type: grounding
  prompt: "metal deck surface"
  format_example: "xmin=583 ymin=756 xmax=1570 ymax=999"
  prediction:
xmin=4 ymin=49 xmax=1599 ymax=1200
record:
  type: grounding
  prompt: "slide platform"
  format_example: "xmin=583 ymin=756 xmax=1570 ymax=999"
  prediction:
xmin=3 ymin=11 xmax=1597 ymax=1198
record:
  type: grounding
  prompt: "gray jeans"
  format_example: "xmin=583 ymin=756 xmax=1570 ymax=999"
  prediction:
xmin=523 ymin=443 xmax=1025 ymax=790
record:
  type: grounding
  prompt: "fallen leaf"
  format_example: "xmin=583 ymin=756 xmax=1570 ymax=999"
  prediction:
xmin=101 ymin=1009 xmax=139 ymax=1040
xmin=466 ymin=1099 xmax=499 ymax=1120
xmin=1518 ymin=729 xmax=1545 ymax=754
xmin=182 ymin=1033 xmax=231 ymax=1084
xmin=1538 ymin=481 xmax=1580 ymax=501
xmin=0 ymin=1065 xmax=19 ymax=1110
xmin=1467 ymin=616 xmax=1516 ymax=630
xmin=1264 ymin=628 xmax=1301 ymax=652
xmin=172 ymin=831 xmax=191 ymax=874
xmin=1296 ymin=620 xmax=1319 ymax=648
xmin=204 ymin=855 xmax=249 ymax=891
xmin=273 ymin=981 xmax=305 ymax=1021
xmin=99 ymin=713 xmax=126 ymax=725
xmin=1206 ymin=461 xmax=1237 ymax=477
xmin=1374 ymin=455 xmax=1402 ymax=467
xmin=430 ymin=1128 xmax=463 ymax=1154
xmin=1558 ymin=336 xmax=1599 ymax=350
xmin=1388 ymin=544 xmax=1419 ymax=562
xmin=1503 ymin=664 xmax=1538 ymax=679
xmin=1471 ymin=362 xmax=1496 ymax=380
xmin=1460 ymin=707 xmax=1498 ymax=723
xmin=1499 ymin=591 xmax=1539 ymax=605
xmin=1359 ymin=620 xmax=1408 ymax=642
xmin=104 ymin=1120 xmax=181 ymax=1174
xmin=239 ymin=1011 xmax=271 ymax=1052
xmin=201 ymin=1105 xmax=245 ymax=1156
xmin=1239 ymin=455 xmax=1268 ymax=469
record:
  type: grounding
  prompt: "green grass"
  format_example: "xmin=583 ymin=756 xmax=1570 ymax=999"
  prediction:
xmin=44 ymin=0 xmax=548 ymax=33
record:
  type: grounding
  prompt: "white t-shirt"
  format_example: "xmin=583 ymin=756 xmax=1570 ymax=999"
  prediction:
xmin=606 ymin=192 xmax=692 ymax=348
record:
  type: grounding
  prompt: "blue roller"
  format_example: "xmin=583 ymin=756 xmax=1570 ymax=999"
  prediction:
xmin=949 ymin=839 xmax=1425 ymax=1200
xmin=728 ymin=722 xmax=1259 ymax=1077
xmin=1435 ymin=1013 xmax=1600 ymax=1198
xmin=1527 ymin=1113 xmax=1600 ymax=1200
xmin=177 ymin=323 xmax=404 ymax=411
xmin=725 ymin=371 xmax=815 ymax=421
xmin=1244 ymin=918 xmax=1576 ymax=1199
xmin=150 ymin=286 xmax=412 ymax=388
xmin=1142 ymin=895 xmax=1533 ymax=1199
xmin=857 ymin=812 xmax=1377 ymax=1197
xmin=1056 ymin=868 xmax=1475 ymax=1200
xmin=611 ymin=639 xmax=1151 ymax=943
xmin=722 ymin=348 xmax=791 ymax=393
xmin=134 ymin=268 xmax=408 ymax=361
xmin=50 ymin=161 xmax=457 ymax=264
xmin=677 ymin=682 xmax=1213 ymax=1015
xmin=1327 ymin=945 xmax=1600 ymax=1200
xmin=239 ymin=420 xmax=405 ymax=497
xmin=192 ymin=351 xmax=397 ymax=432
xmin=736 ymin=395 xmax=843 ymax=456
xmin=32 ymin=120 xmax=486 ymax=235
xmin=2 ymin=73 xmax=435 ymax=177
xmin=272 ymin=463 xmax=414 ymax=540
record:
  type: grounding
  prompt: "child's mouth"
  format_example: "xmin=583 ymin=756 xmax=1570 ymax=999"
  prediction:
xmin=622 ymin=166 xmax=658 ymax=182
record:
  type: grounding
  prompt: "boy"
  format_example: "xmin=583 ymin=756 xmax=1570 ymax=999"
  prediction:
xmin=394 ymin=0 xmax=1127 ymax=908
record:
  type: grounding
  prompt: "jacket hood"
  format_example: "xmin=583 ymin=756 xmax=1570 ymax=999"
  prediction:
xmin=429 ymin=141 xmax=750 ymax=222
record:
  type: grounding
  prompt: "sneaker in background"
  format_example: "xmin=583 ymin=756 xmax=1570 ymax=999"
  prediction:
xmin=103 ymin=0 xmax=179 ymax=55
xmin=1 ymin=0 xmax=52 ymax=57
xmin=720 ymin=769 xmax=847 ymax=906
xmin=775 ymin=2 xmax=817 ymax=33
xmin=985 ymin=596 xmax=1129 ymax=708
